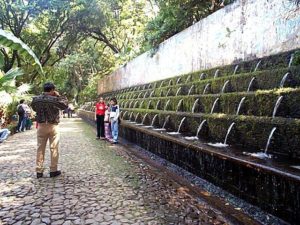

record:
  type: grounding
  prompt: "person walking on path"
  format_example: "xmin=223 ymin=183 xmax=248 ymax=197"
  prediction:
xmin=31 ymin=82 xmax=68 ymax=178
xmin=16 ymin=99 xmax=30 ymax=132
xmin=95 ymin=97 xmax=106 ymax=140
xmin=109 ymin=98 xmax=120 ymax=144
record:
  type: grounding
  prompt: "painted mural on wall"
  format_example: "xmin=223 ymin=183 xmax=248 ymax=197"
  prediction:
xmin=98 ymin=0 xmax=300 ymax=94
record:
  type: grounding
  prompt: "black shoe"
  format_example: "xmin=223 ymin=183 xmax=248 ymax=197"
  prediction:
xmin=50 ymin=171 xmax=61 ymax=178
xmin=37 ymin=173 xmax=43 ymax=178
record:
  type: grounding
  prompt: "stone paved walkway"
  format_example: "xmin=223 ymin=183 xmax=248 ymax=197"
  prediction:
xmin=1 ymin=118 xmax=251 ymax=225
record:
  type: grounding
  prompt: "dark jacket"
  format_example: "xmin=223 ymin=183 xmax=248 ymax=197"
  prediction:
xmin=31 ymin=94 xmax=68 ymax=124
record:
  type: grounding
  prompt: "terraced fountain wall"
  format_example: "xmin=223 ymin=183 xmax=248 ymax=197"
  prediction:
xmin=98 ymin=0 xmax=300 ymax=94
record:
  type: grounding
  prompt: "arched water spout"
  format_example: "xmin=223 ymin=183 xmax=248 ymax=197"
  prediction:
xmin=129 ymin=101 xmax=134 ymax=108
xmin=166 ymin=88 xmax=171 ymax=97
xmin=143 ymin=91 xmax=148 ymax=98
xmin=137 ymin=92 xmax=143 ymax=98
xmin=203 ymin=83 xmax=210 ymax=94
xmin=279 ymin=72 xmax=290 ymax=88
xmin=233 ymin=65 xmax=239 ymax=75
xmin=164 ymin=100 xmax=170 ymax=111
xmin=149 ymin=90 xmax=155 ymax=98
xmin=188 ymin=85 xmax=194 ymax=96
xmin=176 ymin=77 xmax=181 ymax=84
xmin=288 ymin=54 xmax=294 ymax=68
xmin=156 ymin=100 xmax=161 ymax=110
xmin=147 ymin=100 xmax=152 ymax=109
xmin=129 ymin=112 xmax=134 ymax=121
xmin=186 ymin=75 xmax=191 ymax=83
xmin=134 ymin=113 xmax=140 ymax=122
xmin=151 ymin=114 xmax=159 ymax=127
xmin=224 ymin=122 xmax=235 ymax=145
xmin=122 ymin=111 xmax=128 ymax=120
xmin=214 ymin=69 xmax=220 ymax=79
xmin=265 ymin=127 xmax=277 ymax=154
xmin=272 ymin=96 xmax=283 ymax=118
xmin=236 ymin=97 xmax=246 ymax=115
xmin=192 ymin=99 xmax=200 ymax=113
xmin=160 ymin=81 xmax=164 ymax=88
xmin=210 ymin=98 xmax=219 ymax=114
xmin=196 ymin=120 xmax=207 ymax=136
xmin=168 ymin=80 xmax=173 ymax=86
xmin=133 ymin=101 xmax=139 ymax=108
xmin=176 ymin=99 xmax=183 ymax=112
xmin=247 ymin=77 xmax=256 ymax=92
xmin=254 ymin=60 xmax=262 ymax=72
xmin=176 ymin=87 xmax=182 ymax=96
xmin=176 ymin=117 xmax=186 ymax=133
xmin=221 ymin=80 xmax=230 ymax=93
xmin=200 ymin=73 xmax=206 ymax=80
xmin=162 ymin=115 xmax=170 ymax=129
xmin=139 ymin=100 xmax=144 ymax=108
xmin=141 ymin=113 xmax=149 ymax=125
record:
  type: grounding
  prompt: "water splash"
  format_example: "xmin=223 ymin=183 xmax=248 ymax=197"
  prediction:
xmin=236 ymin=97 xmax=246 ymax=115
xmin=247 ymin=77 xmax=256 ymax=92
xmin=188 ymin=85 xmax=195 ymax=96
xmin=221 ymin=80 xmax=230 ymax=93
xmin=203 ymin=83 xmax=210 ymax=94
xmin=279 ymin=72 xmax=290 ymax=88
xmin=288 ymin=53 xmax=294 ymax=68
xmin=208 ymin=122 xmax=235 ymax=148
xmin=164 ymin=100 xmax=170 ymax=111
xmin=176 ymin=87 xmax=182 ymax=96
xmin=168 ymin=117 xmax=186 ymax=135
xmin=265 ymin=127 xmax=277 ymax=154
xmin=272 ymin=96 xmax=283 ymax=118
xmin=214 ymin=69 xmax=220 ymax=79
xmin=254 ymin=60 xmax=262 ymax=72
xmin=176 ymin=99 xmax=183 ymax=112
xmin=192 ymin=99 xmax=199 ymax=113
xmin=210 ymin=98 xmax=219 ymax=114
xmin=233 ymin=65 xmax=239 ymax=75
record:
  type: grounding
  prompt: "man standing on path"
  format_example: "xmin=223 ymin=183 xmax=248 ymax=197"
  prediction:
xmin=31 ymin=82 xmax=68 ymax=178
xmin=95 ymin=97 xmax=106 ymax=140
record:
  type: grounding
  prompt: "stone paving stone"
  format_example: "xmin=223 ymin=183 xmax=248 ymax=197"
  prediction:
xmin=0 ymin=118 xmax=233 ymax=225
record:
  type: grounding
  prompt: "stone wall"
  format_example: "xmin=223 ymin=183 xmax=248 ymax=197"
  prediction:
xmin=98 ymin=0 xmax=300 ymax=94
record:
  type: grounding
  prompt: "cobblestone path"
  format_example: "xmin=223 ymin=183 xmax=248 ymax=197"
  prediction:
xmin=0 ymin=118 xmax=254 ymax=225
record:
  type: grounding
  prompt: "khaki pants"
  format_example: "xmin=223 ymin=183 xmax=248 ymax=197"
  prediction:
xmin=36 ymin=123 xmax=59 ymax=173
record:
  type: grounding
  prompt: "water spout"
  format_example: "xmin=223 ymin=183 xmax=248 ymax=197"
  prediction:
xmin=210 ymin=98 xmax=219 ymax=114
xmin=200 ymin=73 xmax=206 ymax=80
xmin=176 ymin=99 xmax=183 ymax=112
xmin=186 ymin=75 xmax=191 ymax=83
xmin=233 ymin=65 xmax=239 ymax=75
xmin=177 ymin=117 xmax=186 ymax=133
xmin=214 ymin=69 xmax=220 ymax=79
xmin=139 ymin=100 xmax=144 ymax=108
xmin=279 ymin=72 xmax=290 ymax=88
xmin=162 ymin=116 xmax=170 ymax=129
xmin=164 ymin=100 xmax=170 ymax=111
xmin=122 ymin=111 xmax=128 ymax=120
xmin=141 ymin=113 xmax=149 ymax=125
xmin=203 ymin=83 xmax=210 ymax=94
xmin=176 ymin=77 xmax=181 ymax=84
xmin=236 ymin=97 xmax=246 ymax=115
xmin=138 ymin=92 xmax=143 ymax=98
xmin=196 ymin=120 xmax=207 ymax=136
xmin=149 ymin=90 xmax=155 ymax=98
xmin=151 ymin=114 xmax=159 ymax=127
xmin=254 ymin=60 xmax=262 ymax=72
xmin=188 ymin=85 xmax=195 ymax=96
xmin=192 ymin=99 xmax=200 ymax=113
xmin=288 ymin=54 xmax=294 ymax=68
xmin=272 ymin=96 xmax=283 ymax=118
xmin=166 ymin=88 xmax=171 ymax=97
xmin=143 ymin=91 xmax=148 ymax=98
xmin=129 ymin=112 xmax=134 ymax=121
xmin=224 ymin=122 xmax=235 ymax=145
xmin=168 ymin=80 xmax=173 ymax=86
xmin=133 ymin=101 xmax=139 ymax=108
xmin=147 ymin=100 xmax=152 ymax=109
xmin=264 ymin=127 xmax=277 ymax=154
xmin=160 ymin=81 xmax=164 ymax=88
xmin=176 ymin=87 xmax=182 ymax=96
xmin=135 ymin=113 xmax=140 ymax=122
xmin=156 ymin=100 xmax=161 ymax=110
xmin=247 ymin=77 xmax=256 ymax=92
xmin=221 ymin=80 xmax=230 ymax=93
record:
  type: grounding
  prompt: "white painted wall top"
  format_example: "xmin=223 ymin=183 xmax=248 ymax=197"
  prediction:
xmin=98 ymin=0 xmax=300 ymax=94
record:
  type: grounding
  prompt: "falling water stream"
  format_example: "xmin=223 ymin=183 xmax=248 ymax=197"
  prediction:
xmin=203 ymin=83 xmax=210 ymax=94
xmin=279 ymin=73 xmax=290 ymax=88
xmin=272 ymin=96 xmax=283 ymax=118
xmin=236 ymin=97 xmax=246 ymax=115
xmin=208 ymin=122 xmax=235 ymax=148
xmin=247 ymin=77 xmax=256 ymax=92
xmin=210 ymin=98 xmax=219 ymax=114
xmin=188 ymin=85 xmax=195 ymax=96
xmin=192 ymin=99 xmax=200 ymax=113
xmin=288 ymin=54 xmax=294 ymax=68
xmin=254 ymin=60 xmax=262 ymax=72
xmin=176 ymin=87 xmax=182 ymax=96
xmin=214 ymin=69 xmax=220 ymax=79
xmin=221 ymin=80 xmax=230 ymax=93
xmin=233 ymin=65 xmax=239 ymax=75
xmin=176 ymin=99 xmax=183 ymax=112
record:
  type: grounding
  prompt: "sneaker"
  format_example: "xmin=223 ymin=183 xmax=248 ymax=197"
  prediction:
xmin=50 ymin=171 xmax=61 ymax=178
xmin=37 ymin=173 xmax=43 ymax=178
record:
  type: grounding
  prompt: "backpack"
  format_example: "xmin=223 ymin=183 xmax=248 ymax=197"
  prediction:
xmin=17 ymin=105 xmax=25 ymax=115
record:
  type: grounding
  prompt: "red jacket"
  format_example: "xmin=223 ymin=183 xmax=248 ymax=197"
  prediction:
xmin=95 ymin=102 xmax=106 ymax=115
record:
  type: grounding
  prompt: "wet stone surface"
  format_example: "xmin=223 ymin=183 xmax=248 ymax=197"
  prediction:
xmin=1 ymin=118 xmax=234 ymax=225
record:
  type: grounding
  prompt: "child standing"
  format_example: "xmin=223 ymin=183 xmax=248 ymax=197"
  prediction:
xmin=109 ymin=98 xmax=120 ymax=144
xmin=95 ymin=97 xmax=106 ymax=139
